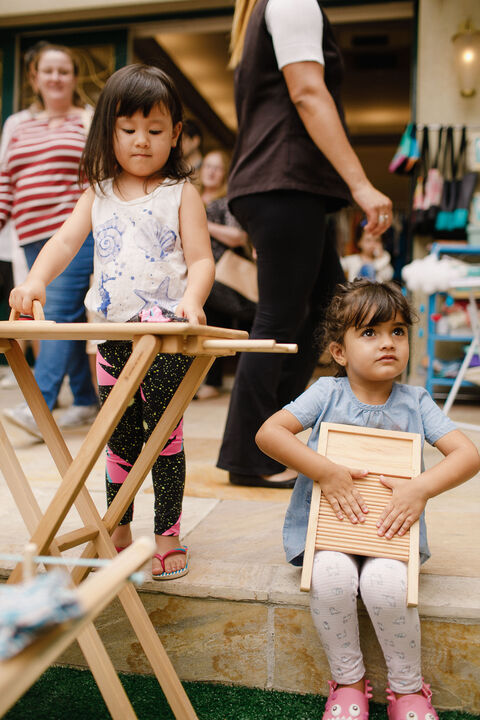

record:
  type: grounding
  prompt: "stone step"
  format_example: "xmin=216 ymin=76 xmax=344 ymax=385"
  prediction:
xmin=54 ymin=495 xmax=480 ymax=714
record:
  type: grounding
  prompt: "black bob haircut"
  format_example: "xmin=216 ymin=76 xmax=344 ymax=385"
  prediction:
xmin=81 ymin=64 xmax=192 ymax=189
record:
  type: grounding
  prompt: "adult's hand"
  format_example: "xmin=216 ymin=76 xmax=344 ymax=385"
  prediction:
xmin=351 ymin=182 xmax=392 ymax=237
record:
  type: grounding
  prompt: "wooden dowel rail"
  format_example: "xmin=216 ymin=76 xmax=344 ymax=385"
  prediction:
xmin=201 ymin=338 xmax=275 ymax=350
xmin=56 ymin=526 xmax=100 ymax=552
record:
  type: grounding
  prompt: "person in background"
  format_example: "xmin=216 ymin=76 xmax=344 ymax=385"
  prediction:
xmin=341 ymin=219 xmax=394 ymax=282
xmin=9 ymin=63 xmax=214 ymax=580
xmin=256 ymin=279 xmax=480 ymax=720
xmin=182 ymin=118 xmax=203 ymax=183
xmin=197 ymin=149 xmax=253 ymax=399
xmin=0 ymin=43 xmax=99 ymax=438
xmin=217 ymin=0 xmax=392 ymax=488
xmin=0 ymin=41 xmax=48 ymax=390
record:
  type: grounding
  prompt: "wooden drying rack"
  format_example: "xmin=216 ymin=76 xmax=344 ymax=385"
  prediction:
xmin=0 ymin=303 xmax=296 ymax=719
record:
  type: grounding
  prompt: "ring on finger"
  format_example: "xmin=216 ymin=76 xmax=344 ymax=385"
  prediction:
xmin=379 ymin=213 xmax=388 ymax=222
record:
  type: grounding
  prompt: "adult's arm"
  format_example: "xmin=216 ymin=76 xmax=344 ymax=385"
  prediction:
xmin=9 ymin=188 xmax=95 ymax=316
xmin=282 ymin=60 xmax=391 ymax=235
xmin=207 ymin=221 xmax=247 ymax=249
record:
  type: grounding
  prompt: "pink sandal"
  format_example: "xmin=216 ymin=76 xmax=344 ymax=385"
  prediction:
xmin=115 ymin=544 xmax=131 ymax=553
xmin=322 ymin=680 xmax=372 ymax=720
xmin=152 ymin=546 xmax=188 ymax=581
xmin=387 ymin=681 xmax=438 ymax=720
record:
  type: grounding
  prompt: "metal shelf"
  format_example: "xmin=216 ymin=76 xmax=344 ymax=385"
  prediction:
xmin=426 ymin=243 xmax=480 ymax=397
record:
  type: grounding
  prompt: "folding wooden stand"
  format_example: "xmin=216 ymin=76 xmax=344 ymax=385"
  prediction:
xmin=300 ymin=423 xmax=421 ymax=607
xmin=0 ymin=311 xmax=296 ymax=719
xmin=0 ymin=537 xmax=154 ymax=718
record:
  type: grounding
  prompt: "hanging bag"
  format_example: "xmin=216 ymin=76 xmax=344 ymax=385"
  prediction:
xmin=434 ymin=127 xmax=456 ymax=236
xmin=389 ymin=123 xmax=420 ymax=175
xmin=422 ymin=127 xmax=444 ymax=233
xmin=451 ymin=126 xmax=477 ymax=232
xmin=411 ymin=127 xmax=430 ymax=233
xmin=435 ymin=127 xmax=478 ymax=238
xmin=214 ymin=249 xmax=259 ymax=304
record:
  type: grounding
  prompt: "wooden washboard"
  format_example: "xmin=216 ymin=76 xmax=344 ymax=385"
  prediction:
xmin=300 ymin=422 xmax=421 ymax=607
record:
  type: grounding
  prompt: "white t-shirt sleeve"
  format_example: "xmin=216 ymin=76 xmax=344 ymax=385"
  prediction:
xmin=265 ymin=0 xmax=325 ymax=70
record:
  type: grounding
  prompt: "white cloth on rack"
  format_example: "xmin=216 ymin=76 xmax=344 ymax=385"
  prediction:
xmin=402 ymin=254 xmax=476 ymax=294
xmin=0 ymin=569 xmax=82 ymax=659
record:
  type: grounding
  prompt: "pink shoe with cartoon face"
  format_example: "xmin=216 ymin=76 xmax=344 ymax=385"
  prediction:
xmin=322 ymin=680 xmax=372 ymax=720
xmin=386 ymin=681 xmax=439 ymax=720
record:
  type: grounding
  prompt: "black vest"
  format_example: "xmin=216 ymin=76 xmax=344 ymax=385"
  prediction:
xmin=228 ymin=0 xmax=351 ymax=212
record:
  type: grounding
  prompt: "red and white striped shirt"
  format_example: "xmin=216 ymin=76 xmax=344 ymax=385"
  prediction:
xmin=0 ymin=114 xmax=87 ymax=246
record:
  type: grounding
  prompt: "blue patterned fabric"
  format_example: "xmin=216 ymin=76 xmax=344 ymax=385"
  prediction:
xmin=0 ymin=570 xmax=83 ymax=659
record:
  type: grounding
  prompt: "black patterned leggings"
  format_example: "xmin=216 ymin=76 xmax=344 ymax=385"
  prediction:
xmin=97 ymin=341 xmax=192 ymax=536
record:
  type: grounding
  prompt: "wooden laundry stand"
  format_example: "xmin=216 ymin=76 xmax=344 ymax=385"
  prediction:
xmin=300 ymin=423 xmax=421 ymax=608
xmin=0 ymin=537 xmax=154 ymax=717
xmin=0 ymin=306 xmax=296 ymax=719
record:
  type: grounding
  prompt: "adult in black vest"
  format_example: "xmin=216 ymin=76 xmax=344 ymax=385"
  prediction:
xmin=218 ymin=0 xmax=392 ymax=487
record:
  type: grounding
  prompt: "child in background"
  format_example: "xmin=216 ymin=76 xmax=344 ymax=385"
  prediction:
xmin=9 ymin=64 xmax=215 ymax=580
xmin=341 ymin=219 xmax=393 ymax=282
xmin=256 ymin=279 xmax=479 ymax=720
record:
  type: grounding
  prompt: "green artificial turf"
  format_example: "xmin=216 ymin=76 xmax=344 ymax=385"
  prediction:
xmin=4 ymin=667 xmax=479 ymax=720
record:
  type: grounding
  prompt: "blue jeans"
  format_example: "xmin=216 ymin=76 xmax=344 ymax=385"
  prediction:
xmin=23 ymin=234 xmax=98 ymax=410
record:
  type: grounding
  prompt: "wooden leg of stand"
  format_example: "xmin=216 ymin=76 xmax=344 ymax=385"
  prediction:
xmin=117 ymin=582 xmax=198 ymax=720
xmin=0 ymin=539 xmax=153 ymax=719
xmin=407 ymin=521 xmax=420 ymax=608
xmin=300 ymin=482 xmax=321 ymax=592
xmin=2 ymin=339 xmax=200 ymax=719
xmin=103 ymin=355 xmax=214 ymax=535
xmin=0 ymin=420 xmax=138 ymax=720
xmin=8 ymin=334 xmax=161 ymax=568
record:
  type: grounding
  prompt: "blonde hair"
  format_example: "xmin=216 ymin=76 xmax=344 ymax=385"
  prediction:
xmin=33 ymin=44 xmax=83 ymax=108
xmin=229 ymin=0 xmax=259 ymax=69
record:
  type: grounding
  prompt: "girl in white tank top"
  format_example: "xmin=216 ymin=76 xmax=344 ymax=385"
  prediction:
xmin=10 ymin=64 xmax=215 ymax=580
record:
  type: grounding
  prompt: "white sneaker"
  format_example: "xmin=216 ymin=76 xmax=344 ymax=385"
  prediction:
xmin=58 ymin=404 xmax=98 ymax=429
xmin=0 ymin=368 xmax=17 ymax=389
xmin=3 ymin=403 xmax=42 ymax=439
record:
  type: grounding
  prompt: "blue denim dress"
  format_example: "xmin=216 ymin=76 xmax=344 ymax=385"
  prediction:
xmin=282 ymin=377 xmax=456 ymax=566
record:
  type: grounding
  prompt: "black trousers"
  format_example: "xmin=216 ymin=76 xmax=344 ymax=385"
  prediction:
xmin=217 ymin=190 xmax=345 ymax=475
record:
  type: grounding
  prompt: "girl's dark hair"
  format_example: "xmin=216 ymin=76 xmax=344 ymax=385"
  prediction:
xmin=320 ymin=279 xmax=417 ymax=375
xmin=81 ymin=64 xmax=192 ymax=189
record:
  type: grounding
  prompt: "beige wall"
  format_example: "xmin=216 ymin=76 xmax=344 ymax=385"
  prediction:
xmin=411 ymin=0 xmax=480 ymax=380
xmin=0 ymin=0 xmax=233 ymax=26
xmin=417 ymin=0 xmax=480 ymax=125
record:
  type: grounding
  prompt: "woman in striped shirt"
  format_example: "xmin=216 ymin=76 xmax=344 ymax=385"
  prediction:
xmin=0 ymin=43 xmax=98 ymax=437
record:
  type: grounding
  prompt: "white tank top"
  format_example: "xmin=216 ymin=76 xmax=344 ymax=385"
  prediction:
xmin=85 ymin=178 xmax=187 ymax=323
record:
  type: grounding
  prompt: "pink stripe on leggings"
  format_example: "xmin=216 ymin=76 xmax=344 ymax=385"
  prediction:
xmin=106 ymin=446 xmax=132 ymax=485
xmin=160 ymin=418 xmax=184 ymax=456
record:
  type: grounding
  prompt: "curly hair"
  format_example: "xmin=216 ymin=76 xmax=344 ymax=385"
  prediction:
xmin=319 ymin=279 xmax=416 ymax=376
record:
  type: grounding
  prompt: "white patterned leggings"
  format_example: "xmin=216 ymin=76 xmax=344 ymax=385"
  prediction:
xmin=310 ymin=551 xmax=422 ymax=693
